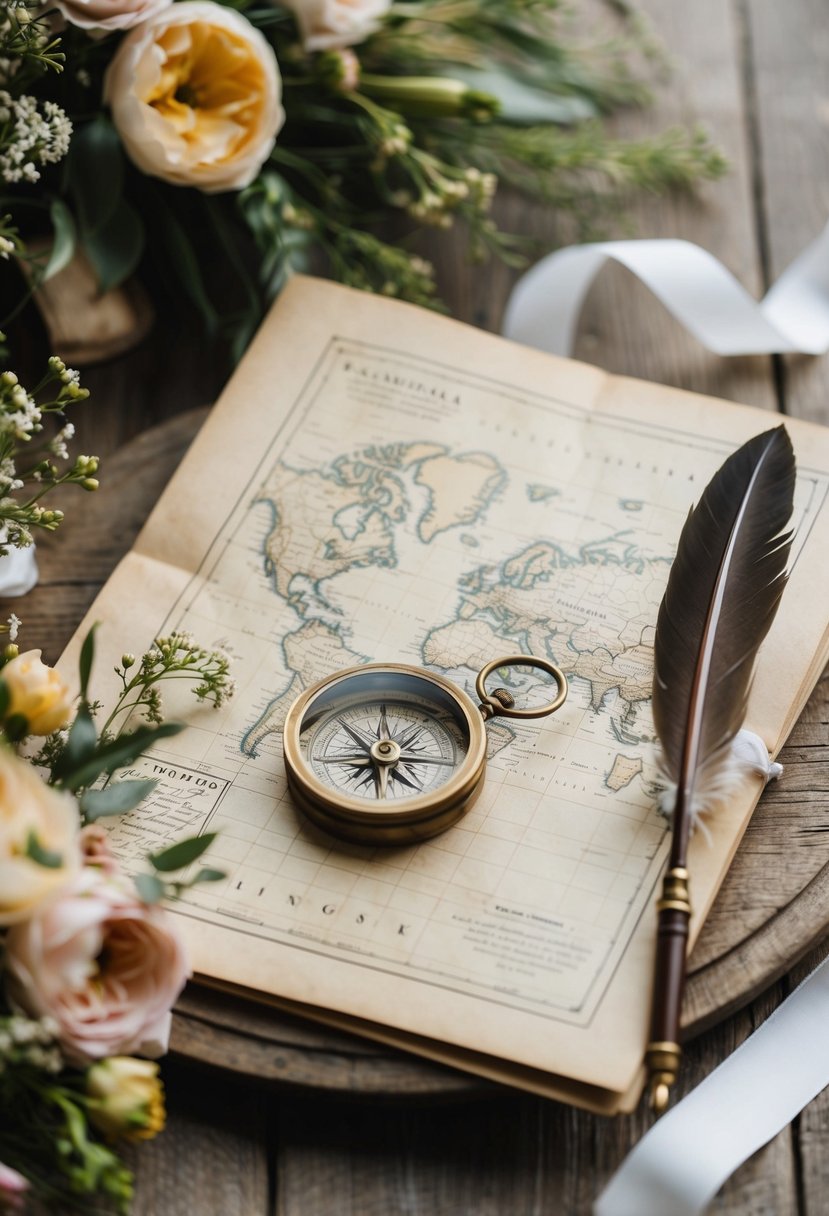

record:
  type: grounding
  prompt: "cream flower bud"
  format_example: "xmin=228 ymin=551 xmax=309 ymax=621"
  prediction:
xmin=86 ymin=1057 xmax=166 ymax=1141
xmin=1 ymin=649 xmax=74 ymax=735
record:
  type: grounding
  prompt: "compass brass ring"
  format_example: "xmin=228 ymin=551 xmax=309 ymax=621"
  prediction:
xmin=475 ymin=655 xmax=568 ymax=720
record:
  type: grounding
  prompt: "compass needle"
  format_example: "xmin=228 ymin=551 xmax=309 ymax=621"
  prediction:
xmin=377 ymin=705 xmax=391 ymax=741
xmin=391 ymin=767 xmax=423 ymax=792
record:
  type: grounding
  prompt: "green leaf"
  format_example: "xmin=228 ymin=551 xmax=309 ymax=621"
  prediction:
xmin=0 ymin=679 xmax=10 ymax=721
xmin=52 ymin=702 xmax=98 ymax=781
xmin=193 ymin=867 xmax=226 ymax=884
xmin=150 ymin=196 xmax=219 ymax=332
xmin=81 ymin=198 xmax=145 ymax=294
xmin=149 ymin=832 xmax=217 ymax=873
xmin=68 ymin=116 xmax=124 ymax=236
xmin=3 ymin=713 xmax=29 ymax=743
xmin=81 ymin=778 xmax=158 ymax=822
xmin=60 ymin=721 xmax=184 ymax=793
xmin=25 ymin=830 xmax=62 ymax=869
xmin=79 ymin=625 xmax=97 ymax=701
xmin=44 ymin=198 xmax=77 ymax=281
xmin=134 ymin=872 xmax=165 ymax=904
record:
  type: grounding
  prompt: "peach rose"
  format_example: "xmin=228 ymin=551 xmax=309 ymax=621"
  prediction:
xmin=103 ymin=1 xmax=284 ymax=193
xmin=282 ymin=0 xmax=391 ymax=51
xmin=4 ymin=865 xmax=190 ymax=1064
xmin=1 ymin=649 xmax=74 ymax=736
xmin=0 ymin=748 xmax=80 ymax=925
xmin=55 ymin=0 xmax=172 ymax=33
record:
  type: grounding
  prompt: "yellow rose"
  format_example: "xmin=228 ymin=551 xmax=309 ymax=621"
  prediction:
xmin=103 ymin=1 xmax=285 ymax=194
xmin=1 ymin=649 xmax=74 ymax=736
xmin=86 ymin=1057 xmax=166 ymax=1141
xmin=0 ymin=747 xmax=81 ymax=925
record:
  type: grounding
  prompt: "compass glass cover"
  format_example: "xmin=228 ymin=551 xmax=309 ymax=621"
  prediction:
xmin=296 ymin=670 xmax=471 ymax=803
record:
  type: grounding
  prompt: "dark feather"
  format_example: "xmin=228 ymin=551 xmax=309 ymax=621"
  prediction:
xmin=652 ymin=425 xmax=796 ymax=846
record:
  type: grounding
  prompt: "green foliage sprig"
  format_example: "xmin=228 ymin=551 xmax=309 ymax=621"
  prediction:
xmin=0 ymin=0 xmax=727 ymax=358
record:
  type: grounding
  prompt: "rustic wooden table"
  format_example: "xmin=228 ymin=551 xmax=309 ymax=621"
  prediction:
xmin=14 ymin=0 xmax=829 ymax=1211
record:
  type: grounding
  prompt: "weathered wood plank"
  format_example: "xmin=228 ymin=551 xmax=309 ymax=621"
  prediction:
xmin=557 ymin=0 xmax=777 ymax=409
xmin=784 ymin=939 xmax=829 ymax=1216
xmin=419 ymin=2 xmax=778 ymax=416
xmin=125 ymin=1060 xmax=271 ymax=1216
xmin=273 ymin=986 xmax=796 ymax=1216
xmin=745 ymin=0 xmax=829 ymax=426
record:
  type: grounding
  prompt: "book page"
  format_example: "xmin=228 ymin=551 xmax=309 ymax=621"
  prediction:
xmin=61 ymin=278 xmax=829 ymax=1109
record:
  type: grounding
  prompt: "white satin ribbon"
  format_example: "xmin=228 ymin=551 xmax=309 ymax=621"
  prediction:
xmin=504 ymin=225 xmax=829 ymax=1212
xmin=594 ymin=952 xmax=829 ymax=1215
xmin=503 ymin=222 xmax=829 ymax=358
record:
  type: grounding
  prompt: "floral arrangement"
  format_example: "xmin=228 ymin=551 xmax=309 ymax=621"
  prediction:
xmin=0 ymin=347 xmax=97 ymax=558
xmin=0 ymin=0 xmax=726 ymax=358
xmin=0 ymin=622 xmax=234 ymax=1212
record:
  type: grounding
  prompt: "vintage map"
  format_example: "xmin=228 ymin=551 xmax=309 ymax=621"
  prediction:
xmin=103 ymin=333 xmax=727 ymax=1027
xmin=79 ymin=280 xmax=829 ymax=1105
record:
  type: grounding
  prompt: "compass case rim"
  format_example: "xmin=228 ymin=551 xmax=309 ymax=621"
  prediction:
xmin=282 ymin=662 xmax=488 ymax=843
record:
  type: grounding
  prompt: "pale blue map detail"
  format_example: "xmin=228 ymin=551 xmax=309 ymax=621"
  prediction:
xmin=414 ymin=452 xmax=506 ymax=542
xmin=241 ymin=619 xmax=368 ymax=757
xmin=527 ymin=483 xmax=561 ymax=503
xmin=242 ymin=434 xmax=672 ymax=760
xmin=604 ymin=753 xmax=644 ymax=791
xmin=242 ymin=441 xmax=505 ymax=755
xmin=423 ymin=534 xmax=671 ymax=745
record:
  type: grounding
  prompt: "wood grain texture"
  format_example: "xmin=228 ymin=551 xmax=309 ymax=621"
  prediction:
xmin=125 ymin=1061 xmax=271 ymax=1216
xmin=11 ymin=0 xmax=829 ymax=1210
xmin=744 ymin=0 xmax=829 ymax=426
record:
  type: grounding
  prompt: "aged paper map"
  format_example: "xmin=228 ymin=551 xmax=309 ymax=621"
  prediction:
xmin=63 ymin=278 xmax=829 ymax=1111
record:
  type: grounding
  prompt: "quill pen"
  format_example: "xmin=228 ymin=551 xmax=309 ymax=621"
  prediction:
xmin=646 ymin=424 xmax=796 ymax=1113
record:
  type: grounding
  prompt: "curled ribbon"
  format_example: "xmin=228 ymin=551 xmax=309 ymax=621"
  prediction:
xmin=503 ymin=222 xmax=829 ymax=358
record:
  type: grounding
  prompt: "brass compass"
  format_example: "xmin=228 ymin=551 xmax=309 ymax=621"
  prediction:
xmin=282 ymin=656 xmax=568 ymax=845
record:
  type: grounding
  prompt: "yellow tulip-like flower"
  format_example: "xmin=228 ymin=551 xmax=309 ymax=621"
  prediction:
xmin=0 ymin=746 xmax=80 ymax=925
xmin=86 ymin=1057 xmax=166 ymax=1141
xmin=1 ymin=649 xmax=74 ymax=736
xmin=104 ymin=1 xmax=284 ymax=193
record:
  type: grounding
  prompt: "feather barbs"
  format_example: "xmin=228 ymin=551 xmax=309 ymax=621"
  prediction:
xmin=652 ymin=425 xmax=796 ymax=847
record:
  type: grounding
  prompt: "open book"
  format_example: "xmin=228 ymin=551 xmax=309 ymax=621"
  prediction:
xmin=59 ymin=277 xmax=829 ymax=1113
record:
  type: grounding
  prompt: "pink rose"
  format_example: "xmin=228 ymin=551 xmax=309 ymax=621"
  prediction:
xmin=0 ymin=1163 xmax=28 ymax=1214
xmin=55 ymin=0 xmax=173 ymax=32
xmin=282 ymin=0 xmax=391 ymax=51
xmin=4 ymin=866 xmax=190 ymax=1065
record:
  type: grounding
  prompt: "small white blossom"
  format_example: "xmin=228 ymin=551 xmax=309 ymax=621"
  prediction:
xmin=0 ymin=91 xmax=72 ymax=185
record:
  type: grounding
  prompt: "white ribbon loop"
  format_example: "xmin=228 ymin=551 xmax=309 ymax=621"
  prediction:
xmin=503 ymin=222 xmax=829 ymax=358
xmin=594 ymin=954 xmax=829 ymax=1215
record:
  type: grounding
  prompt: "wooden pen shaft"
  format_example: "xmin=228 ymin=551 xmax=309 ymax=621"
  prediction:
xmin=645 ymin=866 xmax=691 ymax=1111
